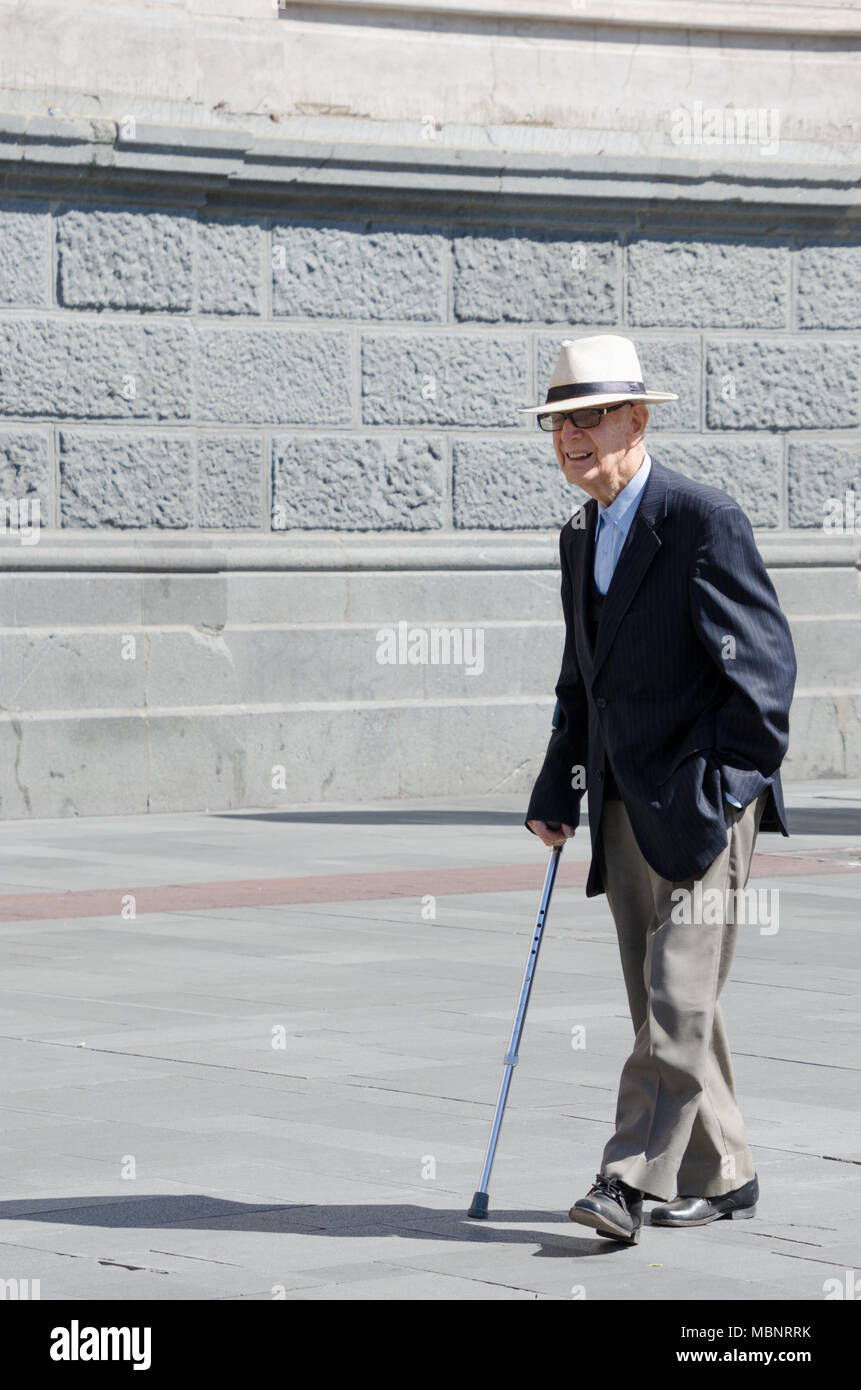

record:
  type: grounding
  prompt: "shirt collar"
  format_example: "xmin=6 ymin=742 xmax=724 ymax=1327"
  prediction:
xmin=596 ymin=452 xmax=652 ymax=529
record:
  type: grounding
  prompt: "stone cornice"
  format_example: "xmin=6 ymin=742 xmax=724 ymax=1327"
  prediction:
xmin=277 ymin=0 xmax=861 ymax=39
xmin=0 ymin=115 xmax=858 ymax=225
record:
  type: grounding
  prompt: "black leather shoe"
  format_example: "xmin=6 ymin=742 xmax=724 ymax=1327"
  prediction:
xmin=569 ymin=1173 xmax=643 ymax=1243
xmin=650 ymin=1174 xmax=759 ymax=1227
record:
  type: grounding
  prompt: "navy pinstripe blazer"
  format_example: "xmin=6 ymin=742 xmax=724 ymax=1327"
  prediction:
xmin=525 ymin=456 xmax=797 ymax=898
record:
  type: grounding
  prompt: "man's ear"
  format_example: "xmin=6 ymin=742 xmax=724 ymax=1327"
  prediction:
xmin=629 ymin=402 xmax=649 ymax=443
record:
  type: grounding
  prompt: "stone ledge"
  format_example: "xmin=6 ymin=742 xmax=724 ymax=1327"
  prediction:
xmin=0 ymin=530 xmax=856 ymax=571
xmin=278 ymin=0 xmax=861 ymax=39
xmin=0 ymin=116 xmax=858 ymax=220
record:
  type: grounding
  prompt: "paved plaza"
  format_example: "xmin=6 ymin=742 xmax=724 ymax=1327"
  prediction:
xmin=0 ymin=779 xmax=859 ymax=1301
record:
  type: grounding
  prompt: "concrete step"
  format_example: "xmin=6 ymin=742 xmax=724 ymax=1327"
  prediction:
xmin=0 ymin=613 xmax=856 ymax=711
xmin=1 ymin=564 xmax=856 ymax=628
xmin=0 ymin=621 xmax=563 ymax=709
xmin=0 ymin=687 xmax=855 ymax=820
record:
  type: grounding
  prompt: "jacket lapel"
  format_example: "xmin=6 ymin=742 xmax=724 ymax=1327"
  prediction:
xmin=570 ymin=497 xmax=598 ymax=664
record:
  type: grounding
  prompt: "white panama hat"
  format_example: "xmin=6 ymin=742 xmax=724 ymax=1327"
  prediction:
xmin=520 ymin=334 xmax=678 ymax=416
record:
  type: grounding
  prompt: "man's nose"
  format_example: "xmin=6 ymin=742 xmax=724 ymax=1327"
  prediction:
xmin=561 ymin=416 xmax=585 ymax=442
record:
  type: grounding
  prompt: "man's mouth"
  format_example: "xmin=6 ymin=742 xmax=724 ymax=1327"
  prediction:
xmin=565 ymin=452 xmax=592 ymax=462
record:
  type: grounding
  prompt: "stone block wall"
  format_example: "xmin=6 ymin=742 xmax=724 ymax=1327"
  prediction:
xmin=1 ymin=202 xmax=859 ymax=536
xmin=0 ymin=190 xmax=858 ymax=816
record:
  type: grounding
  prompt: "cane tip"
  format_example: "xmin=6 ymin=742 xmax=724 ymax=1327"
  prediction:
xmin=467 ymin=1191 xmax=490 ymax=1219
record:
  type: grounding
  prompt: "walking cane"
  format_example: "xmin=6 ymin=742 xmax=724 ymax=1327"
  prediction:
xmin=467 ymin=818 xmax=565 ymax=1219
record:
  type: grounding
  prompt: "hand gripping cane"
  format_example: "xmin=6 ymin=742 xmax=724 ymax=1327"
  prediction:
xmin=467 ymin=823 xmax=565 ymax=1218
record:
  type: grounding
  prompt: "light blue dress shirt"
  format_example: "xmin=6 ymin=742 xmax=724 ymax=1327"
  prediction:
xmin=593 ymin=452 xmax=652 ymax=596
xmin=593 ymin=451 xmax=742 ymax=810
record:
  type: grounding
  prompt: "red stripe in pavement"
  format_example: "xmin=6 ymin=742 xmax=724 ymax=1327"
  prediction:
xmin=0 ymin=862 xmax=586 ymax=923
xmin=0 ymin=853 xmax=856 ymax=925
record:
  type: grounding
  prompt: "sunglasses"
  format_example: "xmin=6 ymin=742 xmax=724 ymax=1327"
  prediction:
xmin=537 ymin=401 xmax=629 ymax=432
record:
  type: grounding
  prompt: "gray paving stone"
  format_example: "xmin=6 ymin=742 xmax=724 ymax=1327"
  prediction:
xmin=0 ymin=787 xmax=858 ymax=1299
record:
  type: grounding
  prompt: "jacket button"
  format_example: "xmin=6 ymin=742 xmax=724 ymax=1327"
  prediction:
xmin=596 ymin=697 xmax=607 ymax=709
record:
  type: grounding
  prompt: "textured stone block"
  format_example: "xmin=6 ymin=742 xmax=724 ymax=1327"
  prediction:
xmin=57 ymin=206 xmax=195 ymax=310
xmin=59 ymin=432 xmax=193 ymax=528
xmin=651 ymin=437 xmax=781 ymax=527
xmin=272 ymin=221 xmax=444 ymax=321
xmin=453 ymin=233 xmax=618 ymax=323
xmin=198 ymin=434 xmax=265 ymax=528
xmin=453 ymin=440 xmax=585 ymax=529
xmin=536 ymin=333 xmax=699 ymax=433
xmin=271 ymin=435 xmax=445 ymax=530
xmin=705 ymin=340 xmax=861 ymax=430
xmin=627 ymin=239 xmax=788 ymax=328
xmin=0 ymin=431 xmax=52 ymax=527
xmin=0 ymin=201 xmax=49 ymax=307
xmin=796 ymin=245 xmax=861 ymax=330
xmin=632 ymin=337 xmax=701 ymax=432
xmin=197 ymin=327 xmax=351 ymax=424
xmin=362 ymin=333 xmax=530 ymax=426
xmin=197 ymin=217 xmax=263 ymax=315
xmin=0 ymin=320 xmax=193 ymax=419
xmin=787 ymin=440 xmax=861 ymax=530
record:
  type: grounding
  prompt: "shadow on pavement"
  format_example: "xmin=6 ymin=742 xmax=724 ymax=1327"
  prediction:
xmin=216 ymin=806 xmax=861 ymax=835
xmin=216 ymin=810 xmax=531 ymax=826
xmin=0 ymin=1198 xmax=631 ymax=1258
xmin=783 ymin=807 xmax=861 ymax=836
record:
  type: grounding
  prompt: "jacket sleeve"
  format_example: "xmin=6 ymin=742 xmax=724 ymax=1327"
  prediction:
xmin=524 ymin=526 xmax=590 ymax=832
xmin=689 ymin=504 xmax=797 ymax=806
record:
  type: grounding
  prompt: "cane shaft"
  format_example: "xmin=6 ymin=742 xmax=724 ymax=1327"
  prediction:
xmin=468 ymin=841 xmax=563 ymax=1216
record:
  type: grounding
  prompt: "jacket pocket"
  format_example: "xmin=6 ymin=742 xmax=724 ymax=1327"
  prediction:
xmin=657 ymin=713 xmax=718 ymax=786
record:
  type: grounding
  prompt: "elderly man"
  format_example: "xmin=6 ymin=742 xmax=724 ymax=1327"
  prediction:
xmin=523 ymin=335 xmax=796 ymax=1244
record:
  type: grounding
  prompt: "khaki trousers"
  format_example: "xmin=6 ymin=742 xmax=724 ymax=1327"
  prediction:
xmin=597 ymin=792 xmax=767 ymax=1202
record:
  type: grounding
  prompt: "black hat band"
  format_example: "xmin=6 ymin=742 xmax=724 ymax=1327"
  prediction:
xmin=544 ymin=380 xmax=646 ymax=404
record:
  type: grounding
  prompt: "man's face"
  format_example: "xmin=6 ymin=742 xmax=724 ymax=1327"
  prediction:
xmin=552 ymin=401 xmax=649 ymax=498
